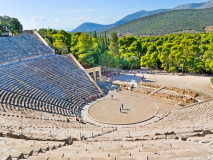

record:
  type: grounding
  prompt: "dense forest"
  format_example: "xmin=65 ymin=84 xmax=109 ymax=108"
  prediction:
xmin=39 ymin=28 xmax=213 ymax=75
xmin=103 ymin=8 xmax=213 ymax=37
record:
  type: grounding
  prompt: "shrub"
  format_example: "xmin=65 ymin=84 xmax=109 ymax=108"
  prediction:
xmin=211 ymin=77 xmax=213 ymax=84
xmin=169 ymin=67 xmax=177 ymax=74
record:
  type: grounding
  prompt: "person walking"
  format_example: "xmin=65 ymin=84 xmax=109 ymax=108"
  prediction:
xmin=122 ymin=103 xmax=123 ymax=109
xmin=142 ymin=75 xmax=144 ymax=81
xmin=120 ymin=107 xmax=121 ymax=113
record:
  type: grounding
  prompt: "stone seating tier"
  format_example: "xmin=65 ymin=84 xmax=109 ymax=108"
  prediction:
xmin=26 ymin=139 xmax=213 ymax=160
xmin=0 ymin=55 xmax=101 ymax=116
xmin=0 ymin=34 xmax=54 ymax=64
xmin=0 ymin=102 xmax=115 ymax=141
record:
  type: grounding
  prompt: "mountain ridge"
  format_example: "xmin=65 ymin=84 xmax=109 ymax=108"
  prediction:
xmin=71 ymin=0 xmax=212 ymax=33
xmin=71 ymin=9 xmax=170 ymax=32
xmin=174 ymin=0 xmax=213 ymax=9
xmin=103 ymin=8 xmax=213 ymax=37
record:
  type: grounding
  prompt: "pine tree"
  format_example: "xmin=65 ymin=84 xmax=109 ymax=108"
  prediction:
xmin=104 ymin=31 xmax=107 ymax=41
xmin=109 ymin=31 xmax=119 ymax=56
xmin=93 ymin=30 xmax=97 ymax=39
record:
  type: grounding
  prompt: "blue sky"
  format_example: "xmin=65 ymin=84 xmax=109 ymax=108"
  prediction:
xmin=0 ymin=0 xmax=208 ymax=31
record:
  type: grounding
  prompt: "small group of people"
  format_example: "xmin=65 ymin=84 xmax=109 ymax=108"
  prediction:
xmin=76 ymin=117 xmax=85 ymax=124
xmin=90 ymin=93 xmax=101 ymax=100
xmin=83 ymin=93 xmax=102 ymax=104
xmin=104 ymin=69 xmax=121 ymax=77
xmin=120 ymin=103 xmax=124 ymax=112
xmin=125 ymin=69 xmax=141 ymax=74
xmin=110 ymin=95 xmax=124 ymax=113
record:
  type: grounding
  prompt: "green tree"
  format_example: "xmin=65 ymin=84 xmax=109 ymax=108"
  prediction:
xmin=109 ymin=31 xmax=119 ymax=58
xmin=70 ymin=32 xmax=100 ymax=68
xmin=180 ymin=38 xmax=199 ymax=73
xmin=70 ymin=32 xmax=82 ymax=53
xmin=0 ymin=16 xmax=23 ymax=36
xmin=53 ymin=40 xmax=68 ymax=54
xmin=78 ymin=51 xmax=95 ymax=68
xmin=93 ymin=30 xmax=97 ymax=39
xmin=52 ymin=29 xmax=71 ymax=54
xmin=38 ymin=28 xmax=57 ymax=44
xmin=170 ymin=45 xmax=183 ymax=73
xmin=10 ymin=18 xmax=23 ymax=36
xmin=99 ymin=51 xmax=119 ymax=68
xmin=128 ymin=40 xmax=142 ymax=58
xmin=203 ymin=51 xmax=213 ymax=73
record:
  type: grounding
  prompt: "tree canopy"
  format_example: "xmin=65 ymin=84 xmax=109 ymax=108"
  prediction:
xmin=39 ymin=28 xmax=213 ymax=74
xmin=0 ymin=16 xmax=23 ymax=36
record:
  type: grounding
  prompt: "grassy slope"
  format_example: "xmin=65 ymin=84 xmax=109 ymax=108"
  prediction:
xmin=103 ymin=8 xmax=213 ymax=36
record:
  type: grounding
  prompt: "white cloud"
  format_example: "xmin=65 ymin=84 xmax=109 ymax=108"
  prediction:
xmin=21 ymin=16 xmax=54 ymax=30
xmin=31 ymin=16 xmax=48 ymax=24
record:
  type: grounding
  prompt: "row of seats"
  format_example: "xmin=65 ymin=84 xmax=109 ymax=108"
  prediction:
xmin=27 ymin=139 xmax=213 ymax=160
xmin=94 ymin=99 xmax=213 ymax=142
xmin=0 ymin=55 xmax=102 ymax=116
xmin=0 ymin=34 xmax=53 ymax=64
xmin=0 ymin=89 xmax=71 ymax=116
xmin=2 ymin=98 xmax=212 ymax=160
xmin=0 ymin=101 xmax=115 ymax=147
xmin=0 ymin=70 xmax=72 ymax=110
xmin=165 ymin=100 xmax=213 ymax=121
xmin=0 ymin=32 xmax=108 ymax=160
xmin=23 ymin=34 xmax=52 ymax=54
xmin=0 ymin=137 xmax=66 ymax=160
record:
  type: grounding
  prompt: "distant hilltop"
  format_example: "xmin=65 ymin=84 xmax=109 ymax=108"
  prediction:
xmin=71 ymin=0 xmax=213 ymax=33
xmin=103 ymin=7 xmax=213 ymax=37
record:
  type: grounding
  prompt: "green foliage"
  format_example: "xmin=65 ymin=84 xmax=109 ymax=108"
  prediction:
xmin=109 ymin=31 xmax=119 ymax=57
xmin=78 ymin=51 xmax=95 ymax=68
xmin=124 ymin=53 xmax=140 ymax=69
xmin=93 ymin=30 xmax=97 ymax=39
xmin=53 ymin=40 xmax=68 ymax=54
xmin=52 ymin=30 xmax=71 ymax=46
xmin=70 ymin=32 xmax=100 ymax=68
xmin=140 ymin=33 xmax=213 ymax=74
xmin=39 ymin=28 xmax=213 ymax=75
xmin=169 ymin=67 xmax=177 ymax=73
xmin=211 ymin=77 xmax=213 ymax=84
xmin=104 ymin=8 xmax=213 ymax=36
xmin=43 ymin=38 xmax=53 ymax=48
xmin=38 ymin=28 xmax=57 ymax=44
xmin=99 ymin=51 xmax=119 ymax=68
xmin=0 ymin=16 xmax=22 ymax=36
xmin=52 ymin=29 xmax=71 ymax=54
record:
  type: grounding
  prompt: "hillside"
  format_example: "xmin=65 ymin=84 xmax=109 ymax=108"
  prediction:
xmin=199 ymin=0 xmax=213 ymax=8
xmin=103 ymin=8 xmax=213 ymax=37
xmin=71 ymin=9 xmax=169 ymax=32
xmin=71 ymin=0 xmax=213 ymax=33
xmin=72 ymin=23 xmax=108 ymax=32
xmin=117 ymin=9 xmax=170 ymax=24
xmin=173 ymin=2 xmax=206 ymax=9
xmin=174 ymin=0 xmax=213 ymax=9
